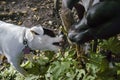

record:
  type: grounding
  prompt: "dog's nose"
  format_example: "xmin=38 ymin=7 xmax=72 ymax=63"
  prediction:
xmin=68 ymin=32 xmax=77 ymax=42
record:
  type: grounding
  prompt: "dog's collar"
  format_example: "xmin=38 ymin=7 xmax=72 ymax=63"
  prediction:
xmin=22 ymin=29 xmax=31 ymax=54
xmin=23 ymin=29 xmax=28 ymax=46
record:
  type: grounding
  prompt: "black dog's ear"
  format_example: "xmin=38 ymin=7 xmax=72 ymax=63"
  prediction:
xmin=43 ymin=28 xmax=56 ymax=37
xmin=74 ymin=3 xmax=85 ymax=20
xmin=62 ymin=0 xmax=79 ymax=9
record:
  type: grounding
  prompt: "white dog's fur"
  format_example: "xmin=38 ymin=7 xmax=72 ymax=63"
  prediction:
xmin=0 ymin=21 xmax=62 ymax=75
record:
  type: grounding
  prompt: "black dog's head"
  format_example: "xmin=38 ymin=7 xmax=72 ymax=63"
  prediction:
xmin=68 ymin=18 xmax=94 ymax=44
xmin=68 ymin=0 xmax=120 ymax=44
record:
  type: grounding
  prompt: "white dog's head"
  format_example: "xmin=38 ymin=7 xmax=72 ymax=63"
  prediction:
xmin=25 ymin=26 xmax=63 ymax=52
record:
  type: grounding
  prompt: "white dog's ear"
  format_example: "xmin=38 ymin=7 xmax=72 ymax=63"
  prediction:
xmin=30 ymin=26 xmax=44 ymax=35
xmin=25 ymin=29 xmax=34 ymax=42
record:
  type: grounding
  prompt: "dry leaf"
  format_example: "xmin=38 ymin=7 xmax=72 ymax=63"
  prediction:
xmin=31 ymin=8 xmax=37 ymax=11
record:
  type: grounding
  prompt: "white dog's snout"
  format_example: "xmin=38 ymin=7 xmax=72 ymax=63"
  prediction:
xmin=52 ymin=35 xmax=64 ymax=47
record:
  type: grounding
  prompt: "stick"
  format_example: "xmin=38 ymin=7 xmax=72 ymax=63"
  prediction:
xmin=60 ymin=8 xmax=75 ymax=32
xmin=60 ymin=8 xmax=83 ymax=58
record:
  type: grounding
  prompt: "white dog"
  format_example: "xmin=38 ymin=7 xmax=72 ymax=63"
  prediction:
xmin=0 ymin=21 xmax=63 ymax=75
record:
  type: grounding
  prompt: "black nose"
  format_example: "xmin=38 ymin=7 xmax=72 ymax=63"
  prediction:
xmin=68 ymin=31 xmax=87 ymax=44
xmin=68 ymin=32 xmax=77 ymax=42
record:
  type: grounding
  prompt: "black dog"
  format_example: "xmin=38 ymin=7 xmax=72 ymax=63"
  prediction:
xmin=63 ymin=0 xmax=120 ymax=44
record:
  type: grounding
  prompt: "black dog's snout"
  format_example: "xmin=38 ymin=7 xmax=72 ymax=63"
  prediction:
xmin=68 ymin=32 xmax=77 ymax=42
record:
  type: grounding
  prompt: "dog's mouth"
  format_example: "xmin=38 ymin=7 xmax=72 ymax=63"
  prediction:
xmin=53 ymin=41 xmax=63 ymax=47
xmin=53 ymin=33 xmax=65 ymax=47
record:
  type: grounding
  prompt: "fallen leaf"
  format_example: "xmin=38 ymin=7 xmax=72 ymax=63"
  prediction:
xmin=31 ymin=8 xmax=37 ymax=11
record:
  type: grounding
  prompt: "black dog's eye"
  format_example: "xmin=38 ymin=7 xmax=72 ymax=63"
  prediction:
xmin=31 ymin=31 xmax=40 ymax=35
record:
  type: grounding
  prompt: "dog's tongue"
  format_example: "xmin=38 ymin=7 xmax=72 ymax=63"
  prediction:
xmin=23 ymin=47 xmax=30 ymax=54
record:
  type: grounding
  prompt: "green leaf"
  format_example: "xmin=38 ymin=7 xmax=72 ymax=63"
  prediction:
xmin=100 ymin=37 xmax=120 ymax=54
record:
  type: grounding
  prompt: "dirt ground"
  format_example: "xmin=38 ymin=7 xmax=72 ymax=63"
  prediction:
xmin=0 ymin=0 xmax=62 ymax=32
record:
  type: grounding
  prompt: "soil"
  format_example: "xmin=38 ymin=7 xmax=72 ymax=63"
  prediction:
xmin=0 ymin=0 xmax=62 ymax=32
